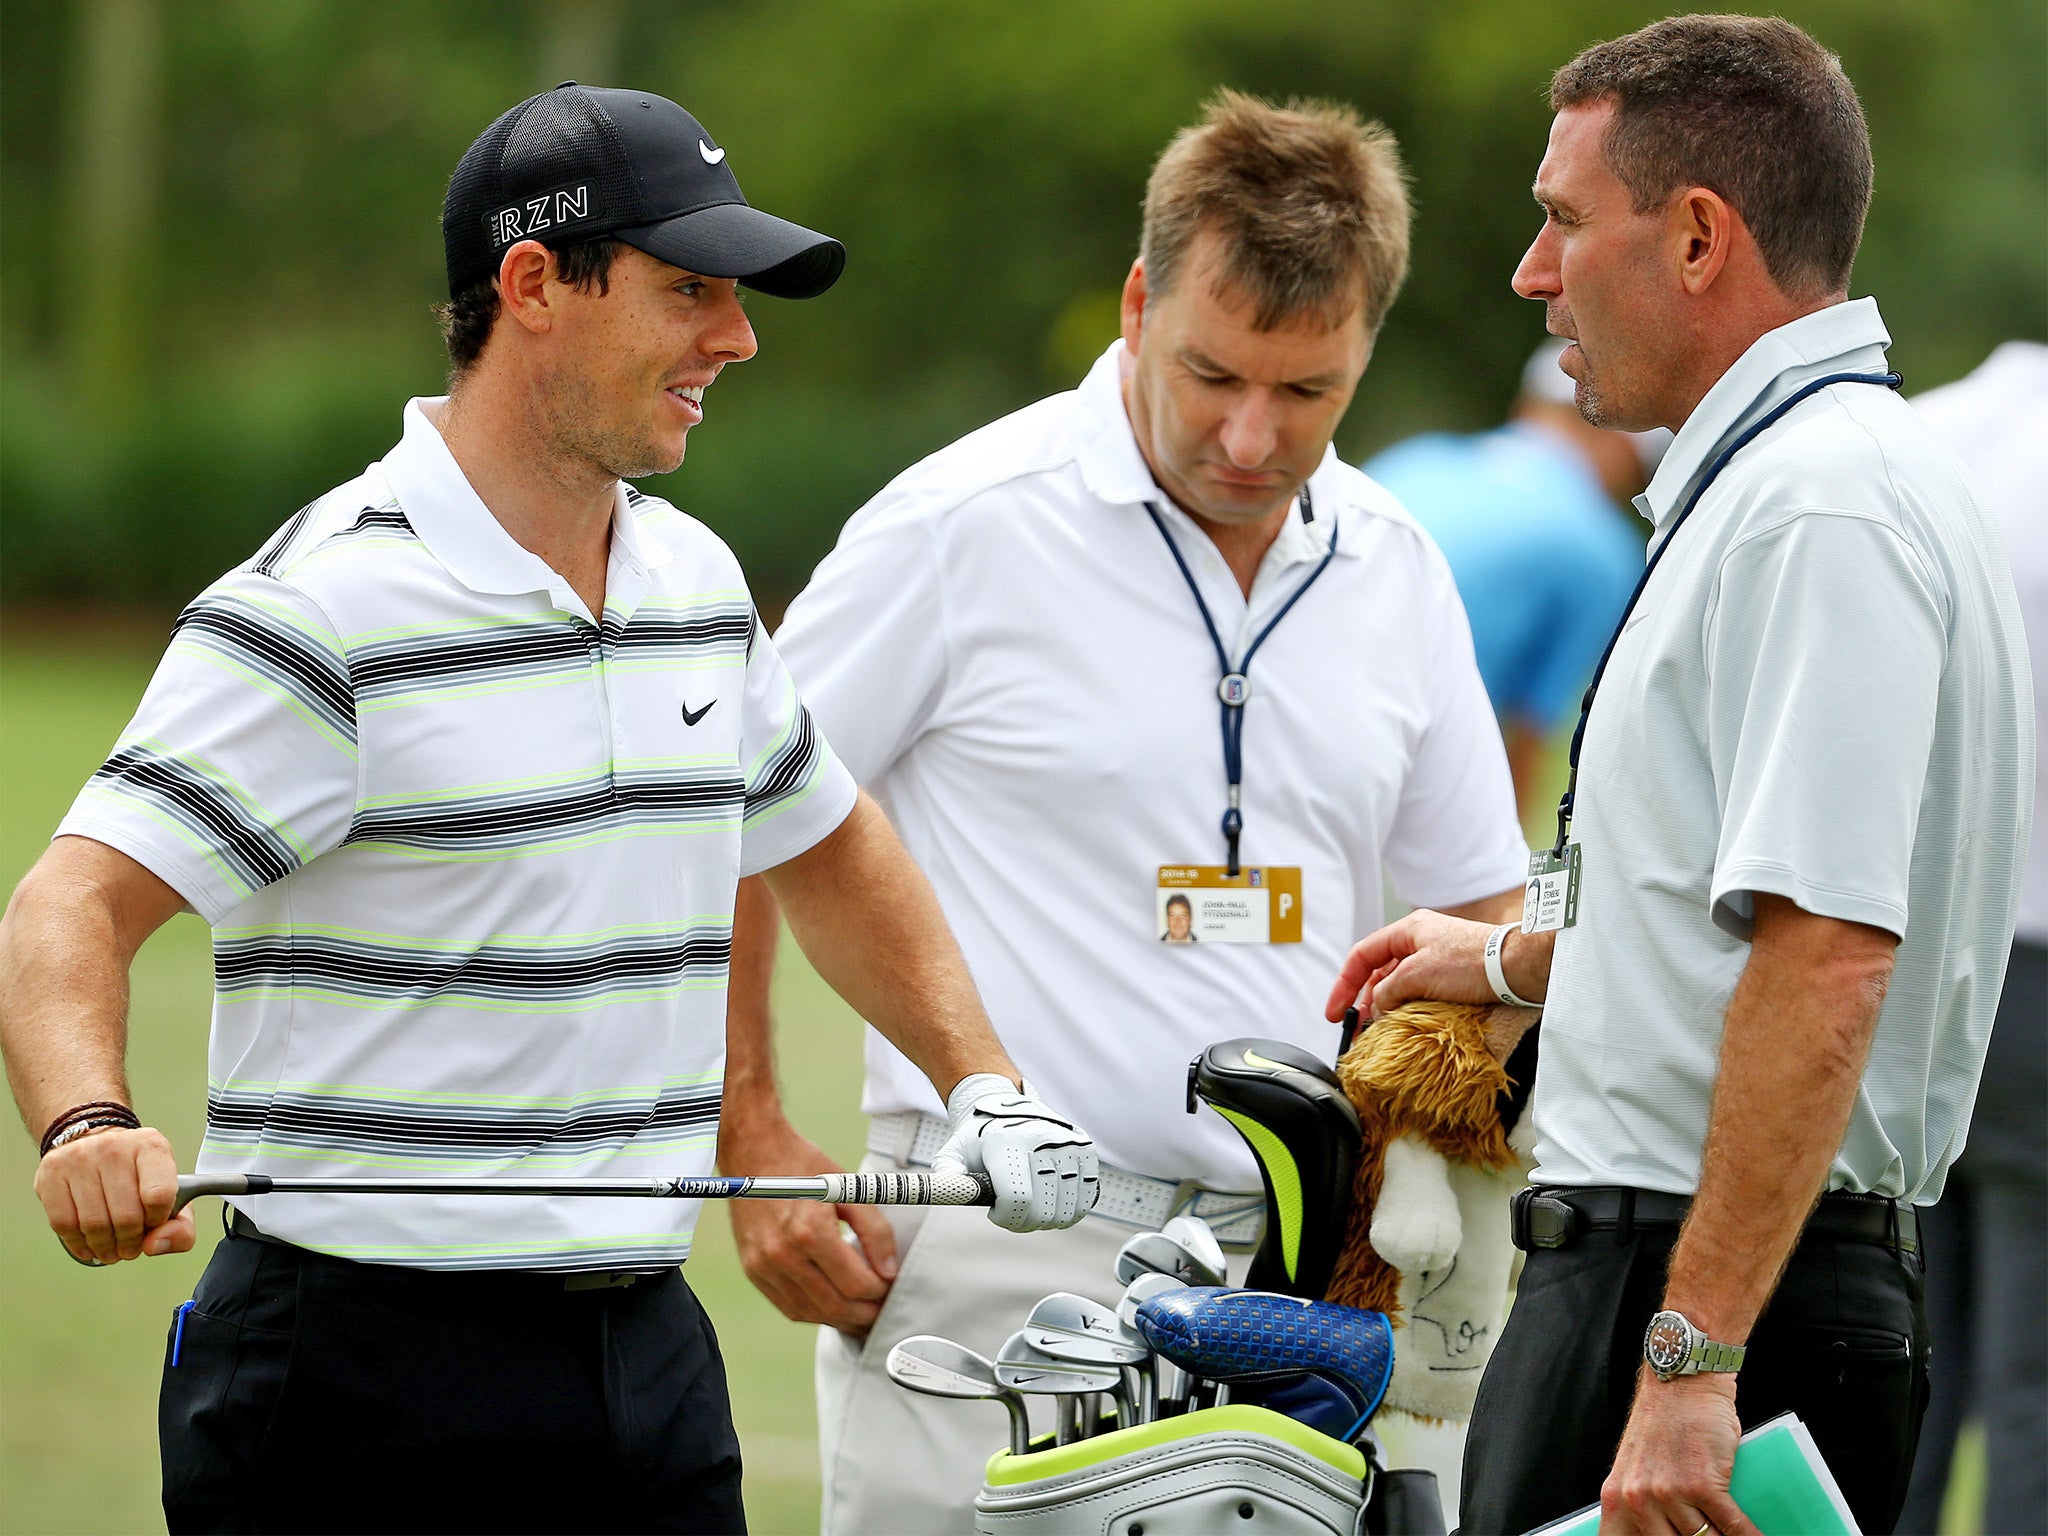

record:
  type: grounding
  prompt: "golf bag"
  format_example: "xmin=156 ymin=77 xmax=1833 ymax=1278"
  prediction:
xmin=971 ymin=1405 xmax=1369 ymax=1535
xmin=918 ymin=1040 xmax=1447 ymax=1535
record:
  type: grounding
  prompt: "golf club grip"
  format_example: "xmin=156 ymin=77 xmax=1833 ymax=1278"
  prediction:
xmin=171 ymin=1170 xmax=996 ymax=1212
xmin=811 ymin=1172 xmax=996 ymax=1206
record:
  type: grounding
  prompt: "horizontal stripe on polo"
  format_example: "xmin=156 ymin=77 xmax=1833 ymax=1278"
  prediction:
xmin=213 ymin=919 xmax=733 ymax=1010
xmin=81 ymin=741 xmax=313 ymax=895
xmin=205 ymin=1071 xmax=723 ymax=1163
xmin=344 ymin=761 xmax=746 ymax=856
xmin=174 ymin=589 xmax=357 ymax=746
xmin=346 ymin=594 xmax=752 ymax=707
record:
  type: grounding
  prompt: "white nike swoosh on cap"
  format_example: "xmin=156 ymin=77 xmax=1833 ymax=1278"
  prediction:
xmin=699 ymin=140 xmax=726 ymax=164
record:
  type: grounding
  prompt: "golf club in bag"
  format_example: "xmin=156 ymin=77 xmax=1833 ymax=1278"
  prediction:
xmin=964 ymin=1273 xmax=1442 ymax=1534
xmin=889 ymin=1037 xmax=1446 ymax=1535
xmin=1187 ymin=1038 xmax=1446 ymax=1532
xmin=1186 ymin=1038 xmax=1362 ymax=1300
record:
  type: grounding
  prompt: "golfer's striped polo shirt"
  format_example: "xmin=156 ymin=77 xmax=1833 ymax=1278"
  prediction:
xmin=58 ymin=399 xmax=857 ymax=1270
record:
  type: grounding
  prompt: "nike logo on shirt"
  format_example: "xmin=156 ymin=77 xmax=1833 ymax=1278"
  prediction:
xmin=681 ymin=700 xmax=715 ymax=726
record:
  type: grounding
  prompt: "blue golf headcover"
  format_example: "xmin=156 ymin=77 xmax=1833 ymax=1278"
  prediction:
xmin=1133 ymin=1287 xmax=1395 ymax=1438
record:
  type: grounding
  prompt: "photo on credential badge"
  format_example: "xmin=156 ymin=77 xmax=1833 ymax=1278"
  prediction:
xmin=1156 ymin=866 xmax=1304 ymax=944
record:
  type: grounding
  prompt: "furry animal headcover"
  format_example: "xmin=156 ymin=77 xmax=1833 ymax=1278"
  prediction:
xmin=1327 ymin=1000 xmax=1523 ymax=1315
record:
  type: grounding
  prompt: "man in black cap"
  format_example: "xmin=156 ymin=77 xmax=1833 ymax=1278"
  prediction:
xmin=0 ymin=84 xmax=1098 ymax=1534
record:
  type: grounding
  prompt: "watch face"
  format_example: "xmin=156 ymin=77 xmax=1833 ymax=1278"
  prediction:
xmin=1645 ymin=1312 xmax=1692 ymax=1375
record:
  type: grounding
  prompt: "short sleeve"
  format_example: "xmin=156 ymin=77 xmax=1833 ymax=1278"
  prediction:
xmin=1381 ymin=551 xmax=1531 ymax=909
xmin=773 ymin=494 xmax=949 ymax=784
xmin=734 ymin=614 xmax=859 ymax=877
xmin=1706 ymin=512 xmax=1947 ymax=939
xmin=55 ymin=573 xmax=360 ymax=922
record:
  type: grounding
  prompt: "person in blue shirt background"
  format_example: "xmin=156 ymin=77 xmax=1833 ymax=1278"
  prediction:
xmin=1366 ymin=339 xmax=1666 ymax=818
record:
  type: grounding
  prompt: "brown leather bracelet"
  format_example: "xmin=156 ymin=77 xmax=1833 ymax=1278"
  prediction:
xmin=38 ymin=1101 xmax=140 ymax=1157
xmin=46 ymin=1117 xmax=140 ymax=1153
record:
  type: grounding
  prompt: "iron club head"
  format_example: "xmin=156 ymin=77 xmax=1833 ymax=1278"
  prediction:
xmin=1114 ymin=1227 xmax=1226 ymax=1289
xmin=1022 ymin=1292 xmax=1150 ymax=1366
xmin=993 ymin=1330 xmax=1123 ymax=1396
xmin=995 ymin=1329 xmax=1123 ymax=1446
xmin=885 ymin=1335 xmax=1032 ymax=1456
xmin=1161 ymin=1214 xmax=1227 ymax=1283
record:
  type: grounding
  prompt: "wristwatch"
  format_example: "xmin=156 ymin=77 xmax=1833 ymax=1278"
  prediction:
xmin=1643 ymin=1310 xmax=1746 ymax=1382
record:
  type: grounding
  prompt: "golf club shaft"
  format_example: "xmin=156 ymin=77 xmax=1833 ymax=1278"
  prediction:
xmin=172 ymin=1170 xmax=993 ymax=1215
xmin=1156 ymin=1358 xmax=1191 ymax=1415
xmin=1001 ymin=1396 xmax=1031 ymax=1458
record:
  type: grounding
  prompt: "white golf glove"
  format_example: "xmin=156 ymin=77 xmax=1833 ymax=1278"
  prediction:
xmin=930 ymin=1074 xmax=1099 ymax=1233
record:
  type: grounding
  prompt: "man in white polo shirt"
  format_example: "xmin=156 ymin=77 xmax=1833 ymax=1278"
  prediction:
xmin=716 ymin=91 xmax=1528 ymax=1533
xmin=0 ymin=85 xmax=1096 ymax=1535
xmin=1329 ymin=18 xmax=2032 ymax=1535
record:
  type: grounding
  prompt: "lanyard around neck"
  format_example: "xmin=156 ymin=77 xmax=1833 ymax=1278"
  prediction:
xmin=1146 ymin=485 xmax=1338 ymax=876
xmin=1548 ymin=369 xmax=1903 ymax=858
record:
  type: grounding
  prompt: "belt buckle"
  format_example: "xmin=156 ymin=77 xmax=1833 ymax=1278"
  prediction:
xmin=1510 ymin=1187 xmax=1582 ymax=1251
xmin=562 ymin=1270 xmax=640 ymax=1292
xmin=1893 ymin=1203 xmax=1919 ymax=1259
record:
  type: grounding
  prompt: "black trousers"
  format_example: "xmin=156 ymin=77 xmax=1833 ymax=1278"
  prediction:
xmin=160 ymin=1223 xmax=745 ymax=1534
xmin=1461 ymin=1197 xmax=1928 ymax=1536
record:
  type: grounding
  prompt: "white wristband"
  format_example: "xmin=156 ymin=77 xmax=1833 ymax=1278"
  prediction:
xmin=1484 ymin=923 xmax=1540 ymax=1008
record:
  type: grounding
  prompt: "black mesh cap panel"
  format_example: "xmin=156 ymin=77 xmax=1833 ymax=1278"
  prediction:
xmin=442 ymin=100 xmax=528 ymax=297
xmin=500 ymin=88 xmax=643 ymax=224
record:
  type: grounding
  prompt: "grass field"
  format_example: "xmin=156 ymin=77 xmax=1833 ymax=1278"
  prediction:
xmin=0 ymin=632 xmax=1987 ymax=1534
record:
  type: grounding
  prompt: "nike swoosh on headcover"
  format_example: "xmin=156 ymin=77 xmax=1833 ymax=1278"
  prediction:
xmin=698 ymin=140 xmax=726 ymax=164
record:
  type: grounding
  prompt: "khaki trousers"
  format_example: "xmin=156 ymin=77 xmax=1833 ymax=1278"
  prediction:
xmin=815 ymin=1152 xmax=1252 ymax=1536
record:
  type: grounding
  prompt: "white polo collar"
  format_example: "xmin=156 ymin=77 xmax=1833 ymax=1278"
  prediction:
xmin=1070 ymin=342 xmax=1359 ymax=563
xmin=380 ymin=398 xmax=673 ymax=607
xmin=1636 ymin=296 xmax=1893 ymax=533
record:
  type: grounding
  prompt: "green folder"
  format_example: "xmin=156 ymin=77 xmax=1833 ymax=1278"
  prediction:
xmin=1522 ymin=1413 xmax=1860 ymax=1535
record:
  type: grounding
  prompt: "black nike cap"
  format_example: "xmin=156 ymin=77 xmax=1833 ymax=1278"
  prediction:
xmin=442 ymin=83 xmax=845 ymax=301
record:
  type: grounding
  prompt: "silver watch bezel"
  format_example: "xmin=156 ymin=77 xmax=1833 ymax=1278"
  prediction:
xmin=1643 ymin=1308 xmax=1744 ymax=1381
xmin=1644 ymin=1309 xmax=1697 ymax=1378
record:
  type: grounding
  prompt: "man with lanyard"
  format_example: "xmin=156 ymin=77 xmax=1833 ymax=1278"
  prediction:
xmin=716 ymin=91 xmax=1528 ymax=1533
xmin=0 ymin=85 xmax=1098 ymax=1534
xmin=1329 ymin=18 xmax=2033 ymax=1535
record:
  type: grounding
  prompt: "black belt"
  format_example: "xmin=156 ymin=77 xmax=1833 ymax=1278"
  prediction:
xmin=1511 ymin=1184 xmax=1918 ymax=1258
xmin=228 ymin=1208 xmax=673 ymax=1292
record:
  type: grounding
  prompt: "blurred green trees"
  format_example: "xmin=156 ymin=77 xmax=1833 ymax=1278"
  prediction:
xmin=3 ymin=0 xmax=2042 ymax=609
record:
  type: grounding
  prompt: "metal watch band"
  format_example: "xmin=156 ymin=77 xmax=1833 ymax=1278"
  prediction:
xmin=1696 ymin=1336 xmax=1746 ymax=1374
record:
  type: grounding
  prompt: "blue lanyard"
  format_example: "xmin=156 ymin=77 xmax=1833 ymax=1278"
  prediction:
xmin=1147 ymin=485 xmax=1339 ymax=876
xmin=1549 ymin=369 xmax=1902 ymax=857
